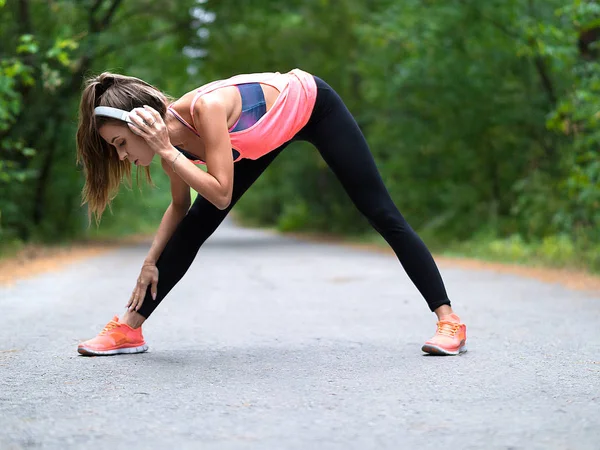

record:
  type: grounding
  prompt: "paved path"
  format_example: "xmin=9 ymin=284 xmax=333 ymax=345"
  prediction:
xmin=1 ymin=220 xmax=599 ymax=449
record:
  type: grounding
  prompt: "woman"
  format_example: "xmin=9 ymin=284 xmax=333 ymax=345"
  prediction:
xmin=76 ymin=68 xmax=467 ymax=356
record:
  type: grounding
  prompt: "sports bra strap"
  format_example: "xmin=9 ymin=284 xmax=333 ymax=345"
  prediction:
xmin=167 ymin=106 xmax=200 ymax=138
xmin=189 ymin=92 xmax=203 ymax=130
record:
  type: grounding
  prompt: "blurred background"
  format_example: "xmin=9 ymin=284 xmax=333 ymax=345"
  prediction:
xmin=0 ymin=0 xmax=598 ymax=272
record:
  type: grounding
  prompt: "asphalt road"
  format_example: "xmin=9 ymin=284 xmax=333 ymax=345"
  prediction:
xmin=1 ymin=220 xmax=599 ymax=449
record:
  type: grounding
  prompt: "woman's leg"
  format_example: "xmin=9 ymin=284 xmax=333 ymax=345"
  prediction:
xmin=297 ymin=77 xmax=451 ymax=314
xmin=132 ymin=146 xmax=286 ymax=321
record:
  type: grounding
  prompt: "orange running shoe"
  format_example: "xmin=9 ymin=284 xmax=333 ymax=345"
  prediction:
xmin=422 ymin=313 xmax=467 ymax=356
xmin=77 ymin=315 xmax=148 ymax=356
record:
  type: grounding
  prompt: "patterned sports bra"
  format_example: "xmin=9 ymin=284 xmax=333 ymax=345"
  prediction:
xmin=167 ymin=82 xmax=267 ymax=164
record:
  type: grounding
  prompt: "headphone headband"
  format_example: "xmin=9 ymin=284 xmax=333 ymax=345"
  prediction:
xmin=94 ymin=106 xmax=132 ymax=123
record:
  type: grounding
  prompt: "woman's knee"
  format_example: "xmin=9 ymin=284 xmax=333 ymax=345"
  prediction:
xmin=364 ymin=204 xmax=408 ymax=233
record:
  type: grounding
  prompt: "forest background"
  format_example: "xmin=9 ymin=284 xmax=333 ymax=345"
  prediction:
xmin=1 ymin=0 xmax=598 ymax=272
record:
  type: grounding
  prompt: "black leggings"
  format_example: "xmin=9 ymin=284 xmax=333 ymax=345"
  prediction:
xmin=137 ymin=77 xmax=450 ymax=318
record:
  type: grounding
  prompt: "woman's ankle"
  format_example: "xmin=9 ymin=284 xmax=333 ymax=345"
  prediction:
xmin=121 ymin=310 xmax=146 ymax=329
xmin=434 ymin=304 xmax=454 ymax=320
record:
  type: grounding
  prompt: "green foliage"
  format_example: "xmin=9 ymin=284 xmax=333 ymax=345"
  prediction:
xmin=0 ymin=35 xmax=38 ymax=241
xmin=529 ymin=1 xmax=600 ymax=242
xmin=0 ymin=0 xmax=598 ymax=272
xmin=0 ymin=0 xmax=196 ymax=246
xmin=448 ymin=233 xmax=600 ymax=272
xmin=198 ymin=0 xmax=598 ymax=271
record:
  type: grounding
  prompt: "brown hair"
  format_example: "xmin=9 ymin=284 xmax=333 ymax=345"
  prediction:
xmin=76 ymin=72 xmax=172 ymax=224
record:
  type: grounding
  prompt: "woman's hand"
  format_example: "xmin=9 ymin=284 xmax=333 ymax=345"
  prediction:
xmin=128 ymin=105 xmax=172 ymax=155
xmin=127 ymin=263 xmax=159 ymax=312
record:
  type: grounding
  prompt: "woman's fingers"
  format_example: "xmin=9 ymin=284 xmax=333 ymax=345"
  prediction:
xmin=126 ymin=109 xmax=148 ymax=132
xmin=131 ymin=108 xmax=156 ymax=127
xmin=126 ymin=266 xmax=157 ymax=312
xmin=133 ymin=280 xmax=151 ymax=311
xmin=126 ymin=288 xmax=136 ymax=309
xmin=128 ymin=281 xmax=140 ymax=312
xmin=129 ymin=289 xmax=138 ymax=312
xmin=127 ymin=108 xmax=163 ymax=143
xmin=143 ymin=105 xmax=161 ymax=122
xmin=127 ymin=123 xmax=141 ymax=135
xmin=151 ymin=277 xmax=158 ymax=301
xmin=127 ymin=121 xmax=147 ymax=138
xmin=127 ymin=111 xmax=149 ymax=134
xmin=132 ymin=289 xmax=140 ymax=311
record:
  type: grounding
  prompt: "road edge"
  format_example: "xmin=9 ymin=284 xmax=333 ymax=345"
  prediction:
xmin=1 ymin=228 xmax=599 ymax=294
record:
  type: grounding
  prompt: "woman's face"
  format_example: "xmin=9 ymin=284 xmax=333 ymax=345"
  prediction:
xmin=98 ymin=122 xmax=155 ymax=167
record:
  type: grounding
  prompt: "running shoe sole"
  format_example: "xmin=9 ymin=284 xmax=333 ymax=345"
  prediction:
xmin=421 ymin=343 xmax=467 ymax=356
xmin=77 ymin=344 xmax=149 ymax=356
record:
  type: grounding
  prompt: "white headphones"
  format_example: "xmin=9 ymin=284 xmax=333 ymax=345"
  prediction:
xmin=94 ymin=106 xmax=133 ymax=124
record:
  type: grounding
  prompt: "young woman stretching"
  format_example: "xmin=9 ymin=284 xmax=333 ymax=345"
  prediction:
xmin=76 ymin=68 xmax=467 ymax=356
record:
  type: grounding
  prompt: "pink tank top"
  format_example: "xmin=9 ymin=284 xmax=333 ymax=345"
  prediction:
xmin=181 ymin=68 xmax=317 ymax=162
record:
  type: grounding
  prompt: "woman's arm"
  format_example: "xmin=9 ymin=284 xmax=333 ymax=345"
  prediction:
xmin=158 ymin=96 xmax=234 ymax=210
xmin=142 ymin=157 xmax=192 ymax=265
xmin=127 ymin=158 xmax=191 ymax=311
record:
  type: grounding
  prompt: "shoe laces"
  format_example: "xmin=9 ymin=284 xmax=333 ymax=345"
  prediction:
xmin=99 ymin=321 xmax=119 ymax=336
xmin=436 ymin=320 xmax=461 ymax=337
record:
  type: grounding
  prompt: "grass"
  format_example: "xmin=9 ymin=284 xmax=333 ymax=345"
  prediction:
xmin=0 ymin=238 xmax=26 ymax=260
xmin=3 ymin=181 xmax=598 ymax=277
xmin=232 ymin=207 xmax=600 ymax=275
xmin=354 ymin=230 xmax=600 ymax=275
